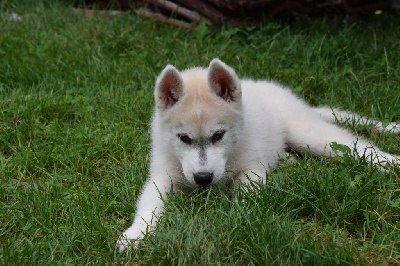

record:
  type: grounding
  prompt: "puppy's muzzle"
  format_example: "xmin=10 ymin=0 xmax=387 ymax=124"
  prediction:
xmin=193 ymin=172 xmax=213 ymax=186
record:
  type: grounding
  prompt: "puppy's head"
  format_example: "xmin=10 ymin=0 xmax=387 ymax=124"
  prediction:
xmin=154 ymin=59 xmax=243 ymax=187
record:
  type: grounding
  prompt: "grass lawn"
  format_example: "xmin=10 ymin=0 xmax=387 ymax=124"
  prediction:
xmin=1 ymin=0 xmax=400 ymax=264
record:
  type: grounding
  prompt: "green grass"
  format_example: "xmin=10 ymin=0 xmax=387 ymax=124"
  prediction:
xmin=1 ymin=0 xmax=400 ymax=264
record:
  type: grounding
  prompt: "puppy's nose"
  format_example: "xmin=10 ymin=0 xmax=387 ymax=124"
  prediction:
xmin=193 ymin=172 xmax=213 ymax=186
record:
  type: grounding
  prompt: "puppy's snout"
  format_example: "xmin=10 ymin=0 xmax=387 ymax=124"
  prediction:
xmin=193 ymin=172 xmax=213 ymax=186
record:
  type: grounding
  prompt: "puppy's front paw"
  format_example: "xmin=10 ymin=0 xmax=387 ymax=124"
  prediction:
xmin=117 ymin=227 xmax=144 ymax=253
xmin=117 ymin=237 xmax=133 ymax=253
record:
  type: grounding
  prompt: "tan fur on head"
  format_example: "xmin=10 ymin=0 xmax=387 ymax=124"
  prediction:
xmin=155 ymin=59 xmax=243 ymax=134
xmin=164 ymin=67 xmax=242 ymax=134
xmin=155 ymin=58 xmax=242 ymax=112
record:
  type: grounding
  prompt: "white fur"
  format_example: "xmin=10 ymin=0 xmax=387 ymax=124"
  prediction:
xmin=117 ymin=59 xmax=399 ymax=252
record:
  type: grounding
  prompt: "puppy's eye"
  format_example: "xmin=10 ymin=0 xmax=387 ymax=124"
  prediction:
xmin=211 ymin=130 xmax=225 ymax=144
xmin=177 ymin=134 xmax=192 ymax=145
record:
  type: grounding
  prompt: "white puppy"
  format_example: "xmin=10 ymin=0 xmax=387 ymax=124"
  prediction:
xmin=118 ymin=58 xmax=399 ymax=252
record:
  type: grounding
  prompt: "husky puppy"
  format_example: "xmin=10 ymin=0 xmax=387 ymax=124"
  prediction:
xmin=118 ymin=58 xmax=399 ymax=252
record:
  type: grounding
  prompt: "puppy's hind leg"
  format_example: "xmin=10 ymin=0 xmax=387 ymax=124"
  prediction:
xmin=314 ymin=106 xmax=400 ymax=134
xmin=285 ymin=117 xmax=399 ymax=166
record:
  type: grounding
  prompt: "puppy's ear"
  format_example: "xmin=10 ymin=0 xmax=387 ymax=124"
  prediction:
xmin=155 ymin=65 xmax=184 ymax=110
xmin=208 ymin=59 xmax=241 ymax=104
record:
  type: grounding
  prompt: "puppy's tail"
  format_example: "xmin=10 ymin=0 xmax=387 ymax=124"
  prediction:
xmin=315 ymin=106 xmax=400 ymax=134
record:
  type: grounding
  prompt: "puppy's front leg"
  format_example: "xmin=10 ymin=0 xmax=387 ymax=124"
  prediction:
xmin=117 ymin=177 xmax=172 ymax=252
